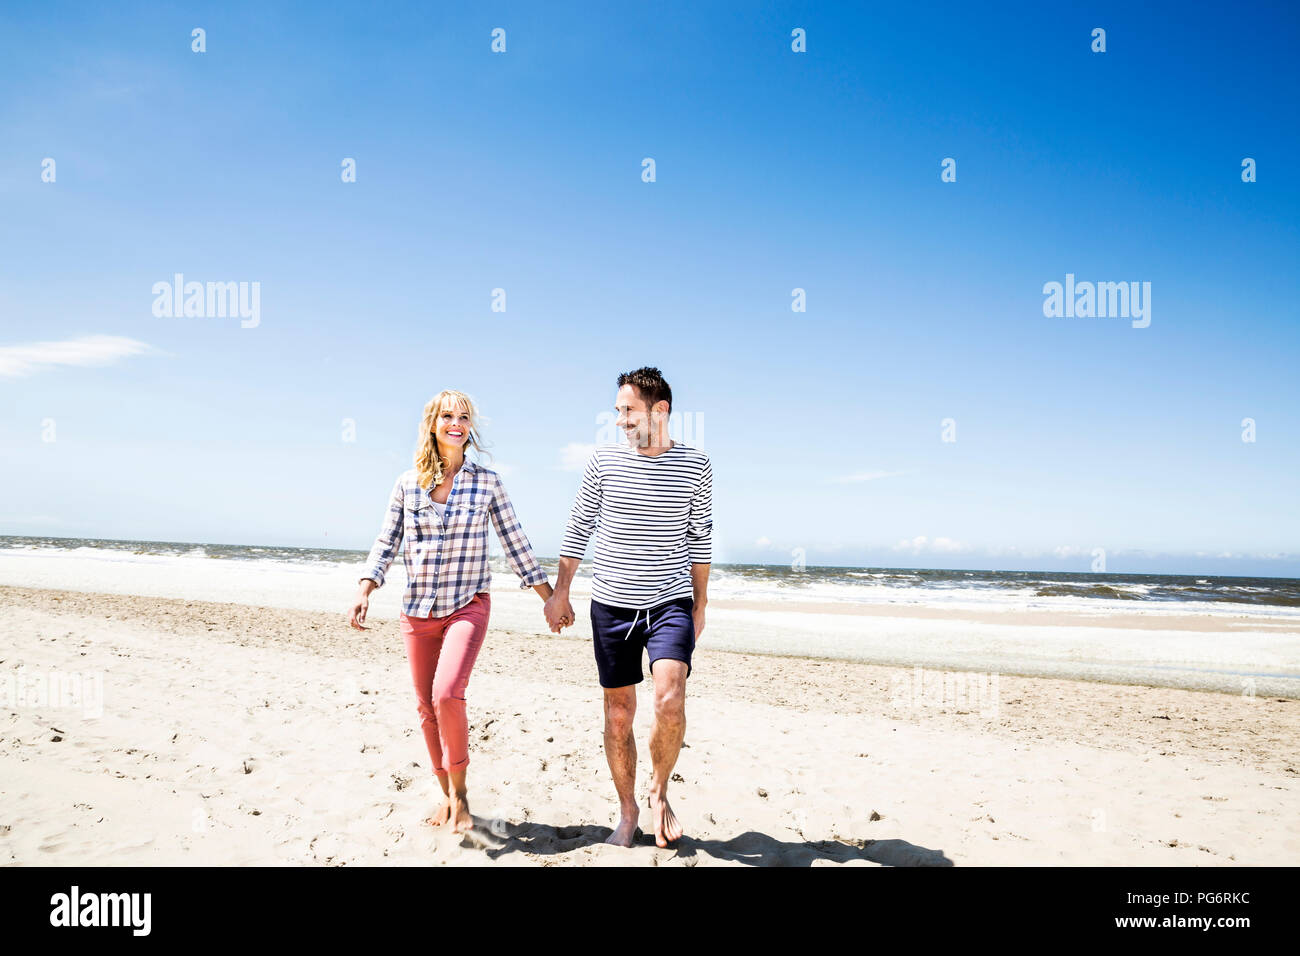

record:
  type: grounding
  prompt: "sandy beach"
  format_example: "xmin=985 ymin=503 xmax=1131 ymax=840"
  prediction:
xmin=3 ymin=582 xmax=1297 ymax=866
xmin=5 ymin=0 xmax=1299 ymax=890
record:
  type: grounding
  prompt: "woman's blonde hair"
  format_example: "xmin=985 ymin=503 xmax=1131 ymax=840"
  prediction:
xmin=415 ymin=389 xmax=491 ymax=492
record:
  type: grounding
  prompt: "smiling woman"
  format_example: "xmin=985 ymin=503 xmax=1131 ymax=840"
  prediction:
xmin=346 ymin=388 xmax=558 ymax=835
xmin=415 ymin=390 xmax=488 ymax=496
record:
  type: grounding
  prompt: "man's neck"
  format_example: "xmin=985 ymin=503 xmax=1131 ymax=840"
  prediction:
xmin=632 ymin=437 xmax=675 ymax=458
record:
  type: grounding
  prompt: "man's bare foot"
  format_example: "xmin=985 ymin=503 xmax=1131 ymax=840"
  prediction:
xmin=450 ymin=791 xmax=473 ymax=833
xmin=605 ymin=806 xmax=640 ymax=847
xmin=649 ymin=787 xmax=683 ymax=848
xmin=426 ymin=794 xmax=453 ymax=828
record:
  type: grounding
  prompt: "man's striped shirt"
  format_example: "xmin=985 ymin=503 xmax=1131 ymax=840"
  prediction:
xmin=559 ymin=441 xmax=712 ymax=609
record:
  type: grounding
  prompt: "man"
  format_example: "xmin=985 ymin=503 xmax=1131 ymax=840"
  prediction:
xmin=545 ymin=367 xmax=712 ymax=848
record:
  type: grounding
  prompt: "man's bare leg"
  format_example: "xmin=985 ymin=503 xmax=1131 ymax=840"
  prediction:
xmin=602 ymin=685 xmax=640 ymax=846
xmin=648 ymin=659 xmax=688 ymax=847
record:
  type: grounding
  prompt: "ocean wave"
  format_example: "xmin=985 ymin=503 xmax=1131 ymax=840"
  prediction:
xmin=6 ymin=536 xmax=1300 ymax=612
xmin=1035 ymin=584 xmax=1143 ymax=601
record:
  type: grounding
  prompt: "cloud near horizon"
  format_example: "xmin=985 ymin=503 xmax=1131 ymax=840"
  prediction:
xmin=893 ymin=535 xmax=968 ymax=554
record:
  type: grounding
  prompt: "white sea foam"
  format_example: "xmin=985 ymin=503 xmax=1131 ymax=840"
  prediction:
xmin=4 ymin=547 xmax=1299 ymax=694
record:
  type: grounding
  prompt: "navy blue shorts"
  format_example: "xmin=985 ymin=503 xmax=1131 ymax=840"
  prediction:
xmin=590 ymin=596 xmax=695 ymax=688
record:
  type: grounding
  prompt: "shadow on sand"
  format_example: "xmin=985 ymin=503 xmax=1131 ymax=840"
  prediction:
xmin=469 ymin=819 xmax=952 ymax=866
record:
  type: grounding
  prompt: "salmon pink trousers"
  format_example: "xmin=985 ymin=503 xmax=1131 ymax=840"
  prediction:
xmin=398 ymin=591 xmax=491 ymax=780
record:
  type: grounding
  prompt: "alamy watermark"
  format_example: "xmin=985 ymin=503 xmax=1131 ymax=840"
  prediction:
xmin=152 ymin=274 xmax=260 ymax=328
xmin=890 ymin=666 xmax=1000 ymax=718
xmin=1042 ymin=273 xmax=1150 ymax=328
xmin=1 ymin=668 xmax=104 ymax=718
xmin=49 ymin=886 xmax=150 ymax=936
xmin=595 ymin=408 xmax=704 ymax=446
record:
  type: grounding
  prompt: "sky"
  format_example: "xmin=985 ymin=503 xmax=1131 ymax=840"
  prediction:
xmin=1 ymin=1 xmax=1298 ymax=576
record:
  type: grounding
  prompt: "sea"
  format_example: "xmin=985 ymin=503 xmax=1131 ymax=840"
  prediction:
xmin=3 ymin=534 xmax=1298 ymax=616
xmin=4 ymin=535 xmax=1299 ymax=694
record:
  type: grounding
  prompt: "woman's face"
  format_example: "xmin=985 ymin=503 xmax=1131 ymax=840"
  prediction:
xmin=434 ymin=403 xmax=472 ymax=450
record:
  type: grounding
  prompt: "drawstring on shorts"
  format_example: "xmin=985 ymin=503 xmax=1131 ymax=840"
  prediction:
xmin=624 ymin=606 xmax=654 ymax=640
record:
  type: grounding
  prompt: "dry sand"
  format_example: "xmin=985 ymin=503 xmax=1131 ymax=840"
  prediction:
xmin=2 ymin=585 xmax=1297 ymax=866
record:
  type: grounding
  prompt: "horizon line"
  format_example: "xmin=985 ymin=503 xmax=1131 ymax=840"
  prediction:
xmin=2 ymin=533 xmax=1297 ymax=582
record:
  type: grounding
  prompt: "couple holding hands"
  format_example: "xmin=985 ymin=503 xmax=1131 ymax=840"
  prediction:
xmin=348 ymin=367 xmax=712 ymax=848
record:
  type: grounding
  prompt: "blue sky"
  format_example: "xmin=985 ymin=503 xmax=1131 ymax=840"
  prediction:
xmin=2 ymin=1 xmax=1298 ymax=576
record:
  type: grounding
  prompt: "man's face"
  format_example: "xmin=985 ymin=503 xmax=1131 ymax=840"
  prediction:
xmin=615 ymin=384 xmax=666 ymax=448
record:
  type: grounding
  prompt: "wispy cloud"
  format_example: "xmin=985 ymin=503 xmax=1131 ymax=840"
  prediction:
xmin=0 ymin=335 xmax=161 ymax=379
xmin=893 ymin=535 xmax=967 ymax=554
xmin=829 ymin=469 xmax=909 ymax=483
xmin=558 ymin=442 xmax=595 ymax=471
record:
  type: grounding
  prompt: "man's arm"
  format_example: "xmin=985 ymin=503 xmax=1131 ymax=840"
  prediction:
xmin=557 ymin=451 xmax=601 ymax=565
xmin=690 ymin=561 xmax=710 ymax=641
xmin=552 ymin=555 xmax=582 ymax=597
xmin=545 ymin=555 xmax=582 ymax=633
xmin=686 ymin=456 xmax=713 ymax=640
xmin=547 ymin=452 xmax=602 ymax=631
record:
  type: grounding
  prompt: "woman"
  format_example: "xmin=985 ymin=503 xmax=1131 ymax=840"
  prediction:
xmin=348 ymin=389 xmax=562 ymax=833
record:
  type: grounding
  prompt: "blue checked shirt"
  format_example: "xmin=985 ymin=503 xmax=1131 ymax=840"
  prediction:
xmin=360 ymin=460 xmax=549 ymax=618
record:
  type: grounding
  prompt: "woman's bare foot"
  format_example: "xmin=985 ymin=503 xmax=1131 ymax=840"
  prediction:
xmin=450 ymin=790 xmax=473 ymax=833
xmin=426 ymin=794 xmax=453 ymax=828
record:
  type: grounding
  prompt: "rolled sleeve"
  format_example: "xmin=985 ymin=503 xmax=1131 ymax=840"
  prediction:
xmin=686 ymin=457 xmax=712 ymax=564
xmin=362 ymin=475 xmax=405 ymax=588
xmin=489 ymin=475 xmax=548 ymax=589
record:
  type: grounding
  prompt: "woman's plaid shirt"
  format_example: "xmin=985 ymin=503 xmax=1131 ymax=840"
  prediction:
xmin=360 ymin=460 xmax=548 ymax=618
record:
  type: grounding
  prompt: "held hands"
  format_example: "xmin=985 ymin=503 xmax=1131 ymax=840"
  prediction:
xmin=544 ymin=593 xmax=575 ymax=634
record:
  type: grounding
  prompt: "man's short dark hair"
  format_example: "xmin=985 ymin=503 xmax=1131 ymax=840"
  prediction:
xmin=617 ymin=366 xmax=672 ymax=413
